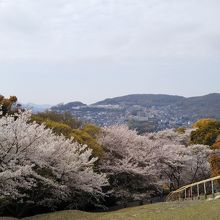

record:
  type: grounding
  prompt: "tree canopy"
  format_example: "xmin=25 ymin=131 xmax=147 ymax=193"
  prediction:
xmin=0 ymin=110 xmax=107 ymax=217
xmin=191 ymin=118 xmax=220 ymax=177
xmin=0 ymin=95 xmax=18 ymax=115
xmin=190 ymin=120 xmax=220 ymax=146
xmin=32 ymin=111 xmax=103 ymax=157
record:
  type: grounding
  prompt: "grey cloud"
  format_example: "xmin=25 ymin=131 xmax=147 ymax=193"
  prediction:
xmin=0 ymin=0 xmax=219 ymax=63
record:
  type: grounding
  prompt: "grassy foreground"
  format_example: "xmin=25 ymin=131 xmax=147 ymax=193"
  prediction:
xmin=2 ymin=199 xmax=220 ymax=220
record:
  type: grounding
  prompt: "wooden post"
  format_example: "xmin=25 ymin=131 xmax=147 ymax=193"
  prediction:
xmin=185 ymin=189 xmax=187 ymax=200
xmin=191 ymin=186 xmax=193 ymax=200
xmin=197 ymin=184 xmax=200 ymax=199
xmin=204 ymin=182 xmax=207 ymax=199
xmin=211 ymin=180 xmax=215 ymax=198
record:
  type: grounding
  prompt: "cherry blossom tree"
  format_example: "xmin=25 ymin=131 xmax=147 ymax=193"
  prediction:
xmin=0 ymin=110 xmax=107 ymax=217
xmin=155 ymin=144 xmax=190 ymax=191
xmin=185 ymin=144 xmax=212 ymax=183
xmin=98 ymin=125 xmax=167 ymax=204
xmin=144 ymin=128 xmax=193 ymax=146
xmin=155 ymin=144 xmax=212 ymax=190
xmin=98 ymin=125 xmax=212 ymax=204
xmin=0 ymin=110 xmax=212 ymax=217
xmin=149 ymin=130 xmax=212 ymax=189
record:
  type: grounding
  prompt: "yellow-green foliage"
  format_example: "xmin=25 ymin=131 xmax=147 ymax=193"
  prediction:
xmin=83 ymin=124 xmax=101 ymax=138
xmin=32 ymin=115 xmax=73 ymax=137
xmin=213 ymin=135 xmax=220 ymax=149
xmin=33 ymin=111 xmax=82 ymax=129
xmin=191 ymin=118 xmax=220 ymax=177
xmin=190 ymin=120 xmax=220 ymax=146
xmin=45 ymin=120 xmax=73 ymax=137
xmin=192 ymin=118 xmax=217 ymax=129
xmin=72 ymin=129 xmax=103 ymax=157
xmin=210 ymin=135 xmax=220 ymax=177
xmin=175 ymin=127 xmax=186 ymax=134
xmin=32 ymin=112 xmax=103 ymax=157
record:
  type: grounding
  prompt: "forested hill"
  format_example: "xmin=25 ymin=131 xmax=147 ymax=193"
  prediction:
xmin=93 ymin=94 xmax=185 ymax=107
xmin=173 ymin=93 xmax=220 ymax=120
xmin=51 ymin=93 xmax=220 ymax=131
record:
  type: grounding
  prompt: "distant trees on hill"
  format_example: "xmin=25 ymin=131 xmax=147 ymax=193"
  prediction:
xmin=33 ymin=111 xmax=82 ymax=129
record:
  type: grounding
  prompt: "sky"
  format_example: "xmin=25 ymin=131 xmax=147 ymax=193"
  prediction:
xmin=0 ymin=0 xmax=220 ymax=105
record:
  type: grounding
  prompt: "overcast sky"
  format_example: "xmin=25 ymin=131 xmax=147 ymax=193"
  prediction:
xmin=0 ymin=0 xmax=220 ymax=104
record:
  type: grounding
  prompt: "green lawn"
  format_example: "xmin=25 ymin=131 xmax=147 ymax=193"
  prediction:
xmin=2 ymin=199 xmax=220 ymax=220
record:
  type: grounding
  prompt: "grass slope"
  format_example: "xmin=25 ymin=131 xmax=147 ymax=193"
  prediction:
xmin=2 ymin=200 xmax=220 ymax=220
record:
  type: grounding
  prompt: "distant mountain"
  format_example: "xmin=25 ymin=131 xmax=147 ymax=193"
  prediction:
xmin=50 ymin=93 xmax=220 ymax=132
xmin=51 ymin=102 xmax=87 ymax=111
xmin=22 ymin=103 xmax=52 ymax=113
xmin=173 ymin=93 xmax=220 ymax=120
xmin=94 ymin=94 xmax=185 ymax=107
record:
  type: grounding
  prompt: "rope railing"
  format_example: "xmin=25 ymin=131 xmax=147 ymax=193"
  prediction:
xmin=166 ymin=175 xmax=220 ymax=202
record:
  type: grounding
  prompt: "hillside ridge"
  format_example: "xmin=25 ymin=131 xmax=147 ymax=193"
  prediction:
xmin=50 ymin=93 xmax=220 ymax=131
